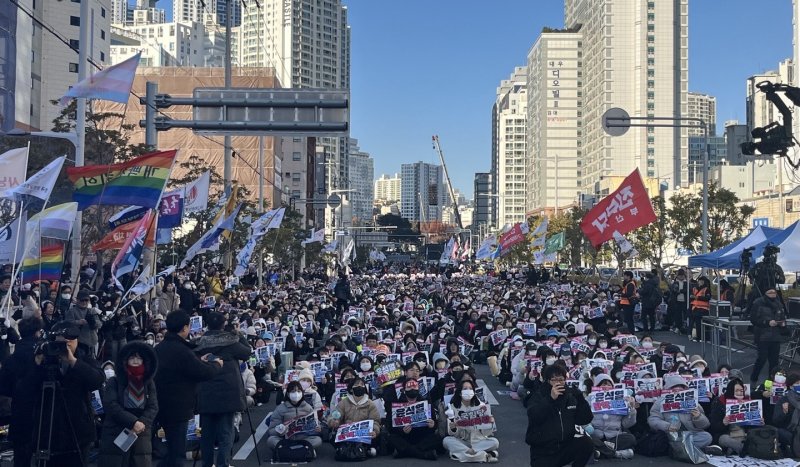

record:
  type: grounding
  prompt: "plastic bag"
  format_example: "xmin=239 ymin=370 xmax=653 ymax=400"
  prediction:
xmin=668 ymin=431 xmax=709 ymax=464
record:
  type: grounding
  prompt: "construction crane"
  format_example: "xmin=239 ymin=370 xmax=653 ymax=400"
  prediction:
xmin=431 ymin=135 xmax=464 ymax=230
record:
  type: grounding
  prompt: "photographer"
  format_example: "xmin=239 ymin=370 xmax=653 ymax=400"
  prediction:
xmin=65 ymin=289 xmax=101 ymax=358
xmin=18 ymin=322 xmax=104 ymax=466
xmin=750 ymin=287 xmax=788 ymax=384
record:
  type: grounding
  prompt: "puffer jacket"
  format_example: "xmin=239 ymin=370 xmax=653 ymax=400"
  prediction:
xmin=330 ymin=394 xmax=381 ymax=428
xmin=648 ymin=394 xmax=710 ymax=432
xmin=590 ymin=406 xmax=637 ymax=440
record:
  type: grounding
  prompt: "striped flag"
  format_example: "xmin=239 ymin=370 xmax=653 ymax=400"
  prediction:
xmin=60 ymin=52 xmax=141 ymax=105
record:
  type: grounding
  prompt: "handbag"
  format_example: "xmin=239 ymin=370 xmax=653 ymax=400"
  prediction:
xmin=334 ymin=442 xmax=368 ymax=462
xmin=668 ymin=432 xmax=709 ymax=464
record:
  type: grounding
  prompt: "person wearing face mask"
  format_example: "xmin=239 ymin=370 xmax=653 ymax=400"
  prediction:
xmin=443 ymin=379 xmax=499 ymax=463
xmin=267 ymin=381 xmax=323 ymax=453
xmin=386 ymin=378 xmax=442 ymax=460
xmin=327 ymin=377 xmax=381 ymax=456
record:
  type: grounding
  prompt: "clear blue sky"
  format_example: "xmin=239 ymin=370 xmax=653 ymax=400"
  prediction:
xmin=160 ymin=0 xmax=794 ymax=198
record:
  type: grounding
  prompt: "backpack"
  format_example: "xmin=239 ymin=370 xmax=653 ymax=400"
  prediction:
xmin=744 ymin=426 xmax=782 ymax=460
xmin=272 ymin=439 xmax=316 ymax=463
xmin=635 ymin=430 xmax=670 ymax=457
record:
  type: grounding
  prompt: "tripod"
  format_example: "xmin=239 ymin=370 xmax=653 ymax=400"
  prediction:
xmin=34 ymin=378 xmax=84 ymax=467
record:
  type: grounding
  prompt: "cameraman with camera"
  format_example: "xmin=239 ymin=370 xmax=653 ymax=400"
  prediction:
xmin=18 ymin=321 xmax=104 ymax=466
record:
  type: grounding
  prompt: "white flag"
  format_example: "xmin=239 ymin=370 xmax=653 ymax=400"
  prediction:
xmin=184 ymin=171 xmax=210 ymax=214
xmin=302 ymin=228 xmax=325 ymax=245
xmin=0 ymin=147 xmax=29 ymax=191
xmin=4 ymin=156 xmax=65 ymax=202
xmin=0 ymin=214 xmax=26 ymax=264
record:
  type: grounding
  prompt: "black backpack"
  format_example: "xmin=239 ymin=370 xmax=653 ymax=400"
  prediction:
xmin=635 ymin=430 xmax=670 ymax=457
xmin=744 ymin=426 xmax=782 ymax=460
xmin=272 ymin=438 xmax=316 ymax=463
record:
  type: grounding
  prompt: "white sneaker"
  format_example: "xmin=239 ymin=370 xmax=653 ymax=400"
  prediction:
xmin=615 ymin=449 xmax=634 ymax=459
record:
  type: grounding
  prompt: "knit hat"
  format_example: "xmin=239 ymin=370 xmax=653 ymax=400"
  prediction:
xmin=664 ymin=374 xmax=689 ymax=390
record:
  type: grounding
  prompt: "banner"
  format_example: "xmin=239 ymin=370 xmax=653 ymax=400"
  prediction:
xmin=580 ymin=169 xmax=657 ymax=247
xmin=0 ymin=147 xmax=28 ymax=191
xmin=391 ymin=401 xmax=431 ymax=428
xmin=334 ymin=420 xmax=374 ymax=444
xmin=285 ymin=413 xmax=318 ymax=438
xmin=589 ymin=388 xmax=628 ymax=415
xmin=183 ymin=171 xmax=210 ymax=214
xmin=661 ymin=389 xmax=698 ymax=413
xmin=725 ymin=399 xmax=763 ymax=426
xmin=453 ymin=404 xmax=494 ymax=431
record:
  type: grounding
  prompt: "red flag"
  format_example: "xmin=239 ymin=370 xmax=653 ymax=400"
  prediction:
xmin=92 ymin=218 xmax=156 ymax=252
xmin=580 ymin=169 xmax=656 ymax=248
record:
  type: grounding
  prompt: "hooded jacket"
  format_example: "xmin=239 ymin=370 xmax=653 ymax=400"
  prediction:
xmin=194 ymin=330 xmax=253 ymax=414
xmin=98 ymin=341 xmax=159 ymax=466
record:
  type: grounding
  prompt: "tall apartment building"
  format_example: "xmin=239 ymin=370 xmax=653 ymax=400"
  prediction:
xmin=747 ymin=59 xmax=794 ymax=133
xmin=400 ymin=162 xmax=445 ymax=223
xmin=565 ymin=0 xmax=688 ymax=191
xmin=527 ymin=31 xmax=582 ymax=214
xmin=491 ymin=66 xmax=528 ymax=226
xmin=375 ymin=173 xmax=401 ymax=203
xmin=347 ymin=139 xmax=374 ymax=225
xmin=10 ymin=0 xmax=110 ymax=131
xmin=687 ymin=92 xmax=717 ymax=136
xmin=174 ymin=0 xmax=242 ymax=27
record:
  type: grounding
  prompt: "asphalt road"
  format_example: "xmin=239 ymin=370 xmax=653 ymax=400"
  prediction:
xmin=219 ymin=327 xmax=787 ymax=466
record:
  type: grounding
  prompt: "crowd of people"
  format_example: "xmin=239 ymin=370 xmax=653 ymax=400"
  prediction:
xmin=0 ymin=261 xmax=795 ymax=466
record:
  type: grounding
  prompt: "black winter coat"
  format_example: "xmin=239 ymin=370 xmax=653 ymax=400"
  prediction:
xmin=194 ymin=330 xmax=252 ymax=414
xmin=154 ymin=333 xmax=220 ymax=423
xmin=525 ymin=382 xmax=593 ymax=457
xmin=16 ymin=346 xmax=104 ymax=450
xmin=98 ymin=341 xmax=159 ymax=467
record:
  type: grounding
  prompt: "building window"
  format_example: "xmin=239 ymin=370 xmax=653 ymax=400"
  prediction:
xmin=70 ymin=16 xmax=80 ymax=26
xmin=69 ymin=62 xmax=79 ymax=73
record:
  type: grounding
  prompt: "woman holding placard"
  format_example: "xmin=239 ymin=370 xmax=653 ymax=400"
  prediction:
xmin=443 ymin=379 xmax=499 ymax=463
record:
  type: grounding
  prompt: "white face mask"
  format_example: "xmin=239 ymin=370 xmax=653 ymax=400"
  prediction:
xmin=360 ymin=362 xmax=372 ymax=372
xmin=546 ymin=357 xmax=557 ymax=366
xmin=300 ymin=380 xmax=311 ymax=391
xmin=461 ymin=389 xmax=475 ymax=400
xmin=642 ymin=341 xmax=653 ymax=349
xmin=775 ymin=374 xmax=787 ymax=384
xmin=288 ymin=391 xmax=303 ymax=403
xmin=104 ymin=369 xmax=115 ymax=379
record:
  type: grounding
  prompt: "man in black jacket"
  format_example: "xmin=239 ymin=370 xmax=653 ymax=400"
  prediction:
xmin=194 ymin=312 xmax=252 ymax=467
xmin=526 ymin=364 xmax=593 ymax=467
xmin=155 ymin=311 xmax=222 ymax=467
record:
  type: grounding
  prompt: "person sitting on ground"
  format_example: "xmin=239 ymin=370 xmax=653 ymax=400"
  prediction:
xmin=443 ymin=379 xmax=499 ymax=463
xmin=648 ymin=374 xmax=722 ymax=456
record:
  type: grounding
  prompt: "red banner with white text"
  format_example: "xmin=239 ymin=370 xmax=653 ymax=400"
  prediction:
xmin=580 ymin=169 xmax=656 ymax=248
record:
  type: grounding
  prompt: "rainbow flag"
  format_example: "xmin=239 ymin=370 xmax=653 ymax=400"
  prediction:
xmin=67 ymin=150 xmax=177 ymax=209
xmin=20 ymin=243 xmax=63 ymax=284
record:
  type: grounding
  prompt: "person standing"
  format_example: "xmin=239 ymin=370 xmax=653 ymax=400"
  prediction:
xmin=619 ymin=271 xmax=638 ymax=333
xmin=194 ymin=312 xmax=252 ymax=467
xmin=689 ymin=277 xmax=711 ymax=342
xmin=749 ymin=288 xmax=788 ymax=385
xmin=154 ymin=311 xmax=222 ymax=467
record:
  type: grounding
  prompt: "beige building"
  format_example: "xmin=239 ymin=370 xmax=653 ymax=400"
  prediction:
xmin=565 ymin=0 xmax=689 ymax=189
xmin=492 ymin=66 xmax=528 ymax=226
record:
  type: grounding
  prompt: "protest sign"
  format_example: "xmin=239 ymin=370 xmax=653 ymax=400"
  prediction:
xmin=661 ymin=389 xmax=698 ymax=413
xmin=285 ymin=413 xmax=318 ymax=438
xmin=375 ymin=361 xmax=403 ymax=387
xmin=634 ymin=378 xmax=663 ymax=404
xmin=453 ymin=404 xmax=495 ymax=431
xmin=725 ymin=399 xmax=763 ymax=426
xmin=391 ymin=401 xmax=431 ymax=428
xmin=335 ymin=420 xmax=374 ymax=444
xmin=589 ymin=388 xmax=628 ymax=415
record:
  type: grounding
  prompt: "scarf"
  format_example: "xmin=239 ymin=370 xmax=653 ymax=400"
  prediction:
xmin=124 ymin=364 xmax=146 ymax=410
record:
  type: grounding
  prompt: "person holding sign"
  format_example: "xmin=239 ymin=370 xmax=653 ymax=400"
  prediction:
xmin=443 ymin=380 xmax=499 ymax=463
xmin=387 ymin=378 xmax=442 ymax=460
xmin=266 ymin=380 xmax=322 ymax=452
xmin=587 ymin=374 xmax=638 ymax=459
xmin=648 ymin=375 xmax=718 ymax=454
xmin=525 ymin=364 xmax=594 ymax=467
xmin=709 ymin=379 xmax=764 ymax=455
xmin=327 ymin=377 xmax=381 ymax=456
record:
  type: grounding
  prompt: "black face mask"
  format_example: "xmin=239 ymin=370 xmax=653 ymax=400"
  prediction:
xmin=351 ymin=386 xmax=367 ymax=397
xmin=405 ymin=389 xmax=420 ymax=400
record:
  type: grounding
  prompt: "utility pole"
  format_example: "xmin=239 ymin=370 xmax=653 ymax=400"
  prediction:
xmin=71 ymin=0 xmax=91 ymax=284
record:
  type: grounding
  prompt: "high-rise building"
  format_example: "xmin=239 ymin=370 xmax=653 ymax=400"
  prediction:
xmin=565 ymin=0 xmax=688 ymax=191
xmin=375 ymin=173 xmax=401 ymax=204
xmin=174 ymin=0 xmax=242 ymax=27
xmin=687 ymin=92 xmax=717 ymax=137
xmin=347 ymin=139 xmax=374 ymax=225
xmin=747 ymin=59 xmax=794 ymax=134
xmin=400 ymin=162 xmax=445 ymax=223
xmin=527 ymin=30 xmax=582 ymax=214
xmin=492 ymin=66 xmax=528 ymax=226
xmin=11 ymin=0 xmax=110 ymax=131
